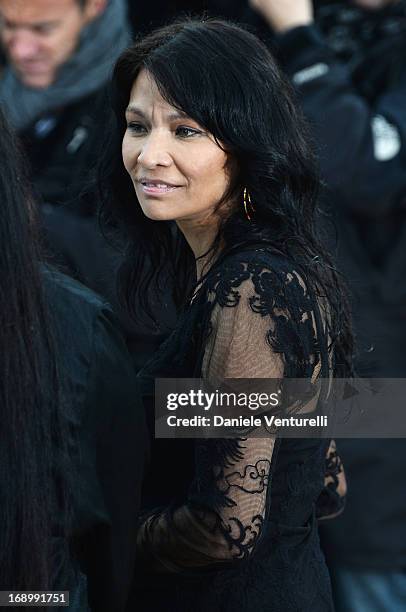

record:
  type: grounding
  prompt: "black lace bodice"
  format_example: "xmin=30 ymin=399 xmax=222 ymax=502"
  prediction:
xmin=132 ymin=247 xmax=340 ymax=612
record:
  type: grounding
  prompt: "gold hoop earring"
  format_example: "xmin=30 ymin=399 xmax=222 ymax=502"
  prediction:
xmin=243 ymin=188 xmax=255 ymax=221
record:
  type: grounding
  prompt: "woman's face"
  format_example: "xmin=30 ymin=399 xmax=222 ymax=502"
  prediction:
xmin=122 ymin=70 xmax=231 ymax=223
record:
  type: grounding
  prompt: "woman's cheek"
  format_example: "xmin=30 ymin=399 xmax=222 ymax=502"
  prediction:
xmin=122 ymin=135 xmax=136 ymax=174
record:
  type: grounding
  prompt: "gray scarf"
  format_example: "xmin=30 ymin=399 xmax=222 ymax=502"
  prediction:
xmin=0 ymin=0 xmax=130 ymax=131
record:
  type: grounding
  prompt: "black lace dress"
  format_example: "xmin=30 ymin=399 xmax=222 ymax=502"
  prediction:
xmin=130 ymin=246 xmax=338 ymax=612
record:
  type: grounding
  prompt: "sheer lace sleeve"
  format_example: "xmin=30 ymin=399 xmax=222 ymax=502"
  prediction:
xmin=316 ymin=439 xmax=347 ymax=520
xmin=137 ymin=252 xmax=325 ymax=573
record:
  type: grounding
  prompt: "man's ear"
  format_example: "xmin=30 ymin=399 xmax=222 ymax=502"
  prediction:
xmin=83 ymin=0 xmax=108 ymax=23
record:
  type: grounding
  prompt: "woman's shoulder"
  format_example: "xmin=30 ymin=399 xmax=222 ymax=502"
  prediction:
xmin=204 ymin=244 xmax=309 ymax=309
xmin=200 ymin=244 xmax=323 ymax=379
xmin=210 ymin=244 xmax=300 ymax=282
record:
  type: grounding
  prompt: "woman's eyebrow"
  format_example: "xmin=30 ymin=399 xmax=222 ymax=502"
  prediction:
xmin=125 ymin=105 xmax=146 ymax=117
xmin=167 ymin=110 xmax=189 ymax=121
xmin=125 ymin=105 xmax=190 ymax=122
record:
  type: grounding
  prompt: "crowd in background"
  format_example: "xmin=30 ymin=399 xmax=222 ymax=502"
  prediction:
xmin=0 ymin=1 xmax=405 ymax=610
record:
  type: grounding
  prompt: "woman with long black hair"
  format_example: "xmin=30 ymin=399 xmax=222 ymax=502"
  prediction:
xmin=0 ymin=107 xmax=147 ymax=612
xmin=101 ymin=19 xmax=352 ymax=611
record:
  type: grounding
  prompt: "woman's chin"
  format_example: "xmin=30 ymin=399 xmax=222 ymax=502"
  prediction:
xmin=140 ymin=204 xmax=177 ymax=222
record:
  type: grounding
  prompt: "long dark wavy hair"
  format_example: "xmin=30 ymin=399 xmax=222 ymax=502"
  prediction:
xmin=0 ymin=108 xmax=70 ymax=591
xmin=99 ymin=18 xmax=353 ymax=375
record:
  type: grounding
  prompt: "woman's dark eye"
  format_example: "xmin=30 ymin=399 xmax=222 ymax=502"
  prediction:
xmin=127 ymin=123 xmax=147 ymax=135
xmin=176 ymin=126 xmax=200 ymax=138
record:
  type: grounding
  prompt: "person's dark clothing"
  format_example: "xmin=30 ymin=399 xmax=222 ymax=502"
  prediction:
xmin=42 ymin=205 xmax=175 ymax=372
xmin=274 ymin=20 xmax=406 ymax=367
xmin=21 ymin=85 xmax=110 ymax=207
xmin=42 ymin=267 xmax=148 ymax=612
xmin=271 ymin=15 xmax=406 ymax=571
xmin=130 ymin=246 xmax=337 ymax=611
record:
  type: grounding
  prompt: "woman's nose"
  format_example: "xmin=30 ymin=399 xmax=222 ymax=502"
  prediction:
xmin=137 ymin=132 xmax=172 ymax=169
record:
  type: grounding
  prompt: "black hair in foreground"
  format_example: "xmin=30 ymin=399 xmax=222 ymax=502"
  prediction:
xmin=99 ymin=18 xmax=353 ymax=375
xmin=0 ymin=108 xmax=70 ymax=592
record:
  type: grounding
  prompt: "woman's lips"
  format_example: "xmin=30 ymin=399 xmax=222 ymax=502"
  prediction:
xmin=138 ymin=181 xmax=181 ymax=195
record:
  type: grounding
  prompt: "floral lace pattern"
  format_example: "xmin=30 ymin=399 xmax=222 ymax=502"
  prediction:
xmin=316 ymin=439 xmax=347 ymax=520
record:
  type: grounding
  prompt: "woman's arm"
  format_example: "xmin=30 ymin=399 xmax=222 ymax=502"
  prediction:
xmin=316 ymin=439 xmax=347 ymax=521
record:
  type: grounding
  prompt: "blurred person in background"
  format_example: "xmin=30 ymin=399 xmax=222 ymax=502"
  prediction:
xmin=249 ymin=0 xmax=406 ymax=610
xmin=0 ymin=0 xmax=129 ymax=206
xmin=0 ymin=0 xmax=173 ymax=369
xmin=0 ymin=104 xmax=147 ymax=611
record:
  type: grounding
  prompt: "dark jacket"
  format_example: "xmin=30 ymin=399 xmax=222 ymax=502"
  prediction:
xmin=43 ymin=267 xmax=148 ymax=611
xmin=21 ymin=85 xmax=111 ymax=208
xmin=273 ymin=21 xmax=406 ymax=569
xmin=41 ymin=205 xmax=177 ymax=372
